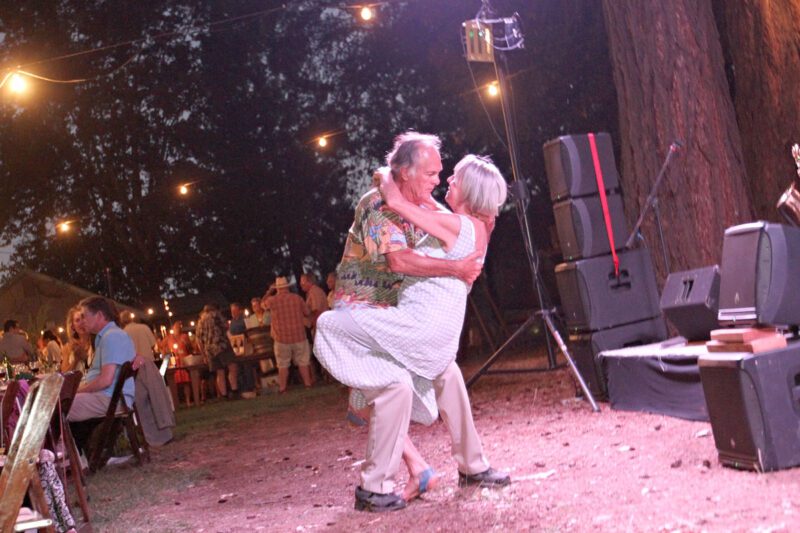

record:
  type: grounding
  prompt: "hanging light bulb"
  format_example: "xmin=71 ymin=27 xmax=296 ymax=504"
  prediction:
xmin=8 ymin=73 xmax=27 ymax=94
xmin=317 ymin=136 xmax=328 ymax=148
xmin=487 ymin=81 xmax=500 ymax=98
xmin=360 ymin=6 xmax=374 ymax=21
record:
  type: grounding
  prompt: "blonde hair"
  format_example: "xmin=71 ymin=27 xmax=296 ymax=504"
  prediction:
xmin=65 ymin=305 xmax=82 ymax=342
xmin=454 ymin=155 xmax=508 ymax=217
xmin=63 ymin=305 xmax=90 ymax=372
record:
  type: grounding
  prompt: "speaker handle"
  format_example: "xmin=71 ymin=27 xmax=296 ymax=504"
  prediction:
xmin=608 ymin=269 xmax=632 ymax=291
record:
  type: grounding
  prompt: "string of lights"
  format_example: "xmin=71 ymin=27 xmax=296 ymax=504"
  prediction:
xmin=0 ymin=1 xmax=403 ymax=85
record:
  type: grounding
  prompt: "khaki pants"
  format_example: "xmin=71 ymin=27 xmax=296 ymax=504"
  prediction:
xmin=434 ymin=361 xmax=490 ymax=475
xmin=360 ymin=382 xmax=413 ymax=493
xmin=67 ymin=392 xmax=112 ymax=422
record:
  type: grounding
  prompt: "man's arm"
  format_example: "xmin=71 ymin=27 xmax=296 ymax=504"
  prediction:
xmin=78 ymin=363 xmax=118 ymax=392
xmin=386 ymin=249 xmax=483 ymax=284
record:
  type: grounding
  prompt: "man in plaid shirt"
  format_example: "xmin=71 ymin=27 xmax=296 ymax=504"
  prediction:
xmin=263 ymin=276 xmax=313 ymax=393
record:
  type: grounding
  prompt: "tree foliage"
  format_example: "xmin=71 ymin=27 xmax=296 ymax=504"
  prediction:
xmin=0 ymin=0 xmax=619 ymax=310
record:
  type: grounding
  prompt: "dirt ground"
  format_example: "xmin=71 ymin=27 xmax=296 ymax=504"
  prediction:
xmin=94 ymin=348 xmax=800 ymax=532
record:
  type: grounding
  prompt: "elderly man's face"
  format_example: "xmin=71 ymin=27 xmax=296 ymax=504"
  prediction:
xmin=400 ymin=146 xmax=442 ymax=204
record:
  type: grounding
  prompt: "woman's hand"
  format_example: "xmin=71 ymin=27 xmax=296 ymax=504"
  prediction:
xmin=376 ymin=167 xmax=403 ymax=208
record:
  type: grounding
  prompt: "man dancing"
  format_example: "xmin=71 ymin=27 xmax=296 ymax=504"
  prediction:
xmin=316 ymin=132 xmax=510 ymax=512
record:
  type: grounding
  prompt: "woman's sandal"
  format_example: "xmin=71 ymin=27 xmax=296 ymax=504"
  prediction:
xmin=406 ymin=467 xmax=438 ymax=501
xmin=345 ymin=410 xmax=368 ymax=427
xmin=419 ymin=467 xmax=436 ymax=494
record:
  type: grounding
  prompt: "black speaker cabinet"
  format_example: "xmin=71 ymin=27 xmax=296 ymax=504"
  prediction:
xmin=555 ymin=247 xmax=661 ymax=332
xmin=699 ymin=342 xmax=800 ymax=472
xmin=660 ymin=265 xmax=720 ymax=341
xmin=569 ymin=317 xmax=668 ymax=399
xmin=718 ymin=221 xmax=800 ymax=327
xmin=543 ymin=132 xmax=620 ymax=202
xmin=553 ymin=193 xmax=629 ymax=260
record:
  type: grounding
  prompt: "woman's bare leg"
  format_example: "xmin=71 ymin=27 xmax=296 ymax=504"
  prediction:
xmin=401 ymin=435 xmax=439 ymax=501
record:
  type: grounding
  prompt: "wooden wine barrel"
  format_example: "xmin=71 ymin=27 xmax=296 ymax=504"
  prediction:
xmin=246 ymin=326 xmax=273 ymax=355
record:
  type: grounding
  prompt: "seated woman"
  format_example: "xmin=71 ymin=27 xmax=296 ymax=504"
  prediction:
xmin=62 ymin=306 xmax=91 ymax=374
xmin=319 ymin=155 xmax=507 ymax=500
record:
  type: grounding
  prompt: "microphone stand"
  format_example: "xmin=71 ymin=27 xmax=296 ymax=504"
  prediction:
xmin=464 ymin=0 xmax=599 ymax=412
xmin=625 ymin=142 xmax=682 ymax=269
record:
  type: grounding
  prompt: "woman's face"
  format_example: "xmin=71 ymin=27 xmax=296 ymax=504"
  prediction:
xmin=445 ymin=173 xmax=465 ymax=211
xmin=71 ymin=311 xmax=87 ymax=335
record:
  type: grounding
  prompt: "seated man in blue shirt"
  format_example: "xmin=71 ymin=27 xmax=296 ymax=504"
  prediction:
xmin=67 ymin=296 xmax=136 ymax=423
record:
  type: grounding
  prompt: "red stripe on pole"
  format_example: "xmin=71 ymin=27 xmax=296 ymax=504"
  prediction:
xmin=587 ymin=133 xmax=619 ymax=277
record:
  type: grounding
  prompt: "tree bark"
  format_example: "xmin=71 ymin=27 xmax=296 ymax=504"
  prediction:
xmin=714 ymin=0 xmax=800 ymax=221
xmin=602 ymin=1 xmax=754 ymax=283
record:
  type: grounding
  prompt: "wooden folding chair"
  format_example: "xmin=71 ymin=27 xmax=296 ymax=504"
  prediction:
xmin=88 ymin=362 xmax=151 ymax=472
xmin=0 ymin=373 xmax=64 ymax=533
xmin=46 ymin=371 xmax=90 ymax=523
xmin=1 ymin=379 xmax=21 ymax=448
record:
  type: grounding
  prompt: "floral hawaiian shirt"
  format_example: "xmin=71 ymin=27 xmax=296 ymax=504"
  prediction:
xmin=334 ymin=188 xmax=424 ymax=308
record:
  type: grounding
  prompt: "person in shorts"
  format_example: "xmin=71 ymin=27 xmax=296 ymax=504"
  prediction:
xmin=262 ymin=277 xmax=313 ymax=392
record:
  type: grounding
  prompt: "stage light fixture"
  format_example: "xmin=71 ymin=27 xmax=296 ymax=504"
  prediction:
xmin=360 ymin=6 xmax=374 ymax=21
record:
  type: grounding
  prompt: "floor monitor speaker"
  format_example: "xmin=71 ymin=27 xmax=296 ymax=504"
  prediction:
xmin=553 ymin=192 xmax=629 ymax=260
xmin=555 ymin=247 xmax=661 ymax=332
xmin=699 ymin=342 xmax=800 ymax=472
xmin=660 ymin=265 xmax=720 ymax=341
xmin=543 ymin=132 xmax=620 ymax=202
xmin=718 ymin=221 xmax=800 ymax=327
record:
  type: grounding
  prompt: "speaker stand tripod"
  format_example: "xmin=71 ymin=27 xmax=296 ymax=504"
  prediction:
xmin=463 ymin=1 xmax=599 ymax=412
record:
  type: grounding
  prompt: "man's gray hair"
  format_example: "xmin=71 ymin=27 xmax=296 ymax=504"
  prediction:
xmin=385 ymin=131 xmax=441 ymax=178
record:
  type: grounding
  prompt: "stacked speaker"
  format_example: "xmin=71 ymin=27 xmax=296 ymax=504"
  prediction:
xmin=543 ymin=132 xmax=667 ymax=398
xmin=698 ymin=221 xmax=800 ymax=472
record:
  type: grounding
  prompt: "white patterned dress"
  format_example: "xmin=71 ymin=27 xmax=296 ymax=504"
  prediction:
xmin=315 ymin=215 xmax=476 ymax=425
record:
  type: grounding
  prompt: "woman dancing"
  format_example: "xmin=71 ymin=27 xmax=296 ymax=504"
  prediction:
xmin=316 ymin=154 xmax=507 ymax=500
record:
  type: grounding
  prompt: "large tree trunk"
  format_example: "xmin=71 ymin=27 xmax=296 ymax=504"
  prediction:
xmin=602 ymin=1 xmax=754 ymax=283
xmin=713 ymin=0 xmax=800 ymax=221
